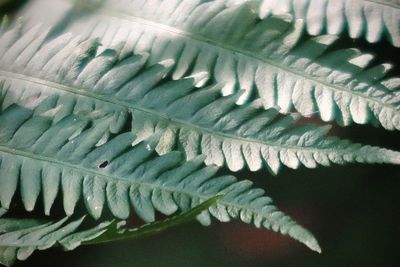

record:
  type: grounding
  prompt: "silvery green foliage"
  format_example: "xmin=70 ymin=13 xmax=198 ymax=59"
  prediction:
xmin=0 ymin=216 xmax=110 ymax=266
xmin=19 ymin=0 xmax=400 ymax=129
xmin=0 ymin=0 xmax=399 ymax=265
xmin=0 ymin=196 xmax=218 ymax=266
xmin=0 ymin=104 xmax=321 ymax=255
xmin=0 ymin=25 xmax=399 ymax=176
xmin=227 ymin=0 xmax=400 ymax=47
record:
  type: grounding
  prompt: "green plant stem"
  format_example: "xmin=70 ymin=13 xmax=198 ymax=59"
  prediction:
xmin=82 ymin=196 xmax=222 ymax=246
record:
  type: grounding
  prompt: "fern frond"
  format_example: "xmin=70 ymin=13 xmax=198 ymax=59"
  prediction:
xmin=0 ymin=104 xmax=320 ymax=252
xmin=17 ymin=0 xmax=400 ymax=129
xmin=0 ymin=197 xmax=218 ymax=266
xmin=1 ymin=26 xmax=399 ymax=175
xmin=234 ymin=0 xmax=400 ymax=47
xmin=0 ymin=216 xmax=108 ymax=267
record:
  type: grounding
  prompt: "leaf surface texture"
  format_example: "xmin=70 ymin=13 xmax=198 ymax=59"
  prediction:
xmin=1 ymin=26 xmax=399 ymax=176
xmin=18 ymin=0 xmax=400 ymax=129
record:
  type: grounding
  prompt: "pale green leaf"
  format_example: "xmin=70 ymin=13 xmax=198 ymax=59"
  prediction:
xmin=0 ymin=196 xmax=218 ymax=266
xmin=17 ymin=0 xmax=400 ymax=129
xmin=0 ymin=105 xmax=320 ymax=252
xmin=0 ymin=26 xmax=399 ymax=176
xmin=244 ymin=0 xmax=400 ymax=46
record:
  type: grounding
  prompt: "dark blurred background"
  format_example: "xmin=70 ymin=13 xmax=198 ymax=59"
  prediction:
xmin=2 ymin=0 xmax=400 ymax=266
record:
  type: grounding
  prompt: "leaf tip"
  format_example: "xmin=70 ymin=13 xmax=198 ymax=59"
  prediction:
xmin=159 ymin=58 xmax=175 ymax=69
xmin=305 ymin=237 xmax=322 ymax=254
xmin=288 ymin=225 xmax=321 ymax=253
xmin=189 ymin=71 xmax=209 ymax=87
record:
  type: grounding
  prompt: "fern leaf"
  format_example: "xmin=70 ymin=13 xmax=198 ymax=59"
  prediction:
xmin=17 ymin=0 xmax=400 ymax=129
xmin=0 ymin=104 xmax=320 ymax=252
xmin=0 ymin=197 xmax=218 ymax=266
xmin=234 ymin=0 xmax=400 ymax=47
xmin=0 ymin=217 xmax=96 ymax=266
xmin=1 ymin=27 xmax=399 ymax=175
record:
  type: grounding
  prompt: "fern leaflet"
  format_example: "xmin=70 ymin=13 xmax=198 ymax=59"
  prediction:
xmin=1 ymin=25 xmax=399 ymax=176
xmin=18 ymin=0 xmax=400 ymax=129
xmin=248 ymin=0 xmax=400 ymax=47
xmin=0 ymin=104 xmax=321 ymax=252
xmin=0 ymin=196 xmax=218 ymax=266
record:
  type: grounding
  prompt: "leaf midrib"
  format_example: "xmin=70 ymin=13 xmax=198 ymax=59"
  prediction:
xmin=74 ymin=2 xmax=397 ymax=115
xmin=0 ymin=70 xmax=356 ymax=154
xmin=0 ymin=146 xmax=275 ymax=222
xmin=0 ymin=145 xmax=209 ymax=209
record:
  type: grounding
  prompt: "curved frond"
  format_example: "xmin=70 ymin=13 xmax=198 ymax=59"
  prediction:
xmin=0 ymin=104 xmax=320 ymax=252
xmin=1 ymin=26 xmax=399 ymax=175
xmin=72 ymin=195 xmax=220 ymax=247
xmin=0 ymin=197 xmax=217 ymax=266
xmin=235 ymin=0 xmax=400 ymax=47
xmin=0 ymin=216 xmax=109 ymax=267
xmin=17 ymin=0 xmax=400 ymax=129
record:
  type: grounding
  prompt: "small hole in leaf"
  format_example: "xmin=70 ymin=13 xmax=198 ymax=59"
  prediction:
xmin=98 ymin=161 xmax=109 ymax=168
